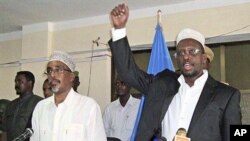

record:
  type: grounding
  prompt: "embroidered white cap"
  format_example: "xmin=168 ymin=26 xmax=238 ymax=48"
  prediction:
xmin=176 ymin=28 xmax=205 ymax=48
xmin=49 ymin=51 xmax=75 ymax=72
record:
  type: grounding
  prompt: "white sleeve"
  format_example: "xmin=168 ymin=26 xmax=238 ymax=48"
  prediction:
xmin=111 ymin=28 xmax=126 ymax=42
xmin=30 ymin=103 xmax=40 ymax=141
xmin=87 ymin=103 xmax=107 ymax=141
xmin=102 ymin=106 xmax=111 ymax=136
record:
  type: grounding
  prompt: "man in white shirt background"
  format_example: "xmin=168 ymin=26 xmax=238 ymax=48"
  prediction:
xmin=103 ymin=76 xmax=140 ymax=141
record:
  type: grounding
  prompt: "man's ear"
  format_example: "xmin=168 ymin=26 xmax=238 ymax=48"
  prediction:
xmin=202 ymin=54 xmax=207 ymax=64
xmin=28 ymin=80 xmax=33 ymax=89
xmin=70 ymin=72 xmax=75 ymax=82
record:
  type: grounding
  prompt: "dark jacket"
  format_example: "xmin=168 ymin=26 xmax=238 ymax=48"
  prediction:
xmin=3 ymin=94 xmax=43 ymax=141
xmin=109 ymin=37 xmax=242 ymax=141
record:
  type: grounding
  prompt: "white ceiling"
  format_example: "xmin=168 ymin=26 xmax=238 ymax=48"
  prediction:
xmin=1 ymin=0 xmax=250 ymax=35
xmin=0 ymin=0 xmax=191 ymax=34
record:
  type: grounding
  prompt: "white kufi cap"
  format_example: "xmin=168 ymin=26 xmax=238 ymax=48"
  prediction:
xmin=49 ymin=51 xmax=75 ymax=72
xmin=176 ymin=28 xmax=205 ymax=48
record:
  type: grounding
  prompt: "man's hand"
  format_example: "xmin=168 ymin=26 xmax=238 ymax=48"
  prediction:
xmin=110 ymin=3 xmax=129 ymax=29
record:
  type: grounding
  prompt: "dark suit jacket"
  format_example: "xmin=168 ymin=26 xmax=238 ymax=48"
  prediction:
xmin=109 ymin=37 xmax=242 ymax=141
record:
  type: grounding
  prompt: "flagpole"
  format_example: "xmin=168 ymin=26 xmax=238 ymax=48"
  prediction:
xmin=130 ymin=9 xmax=175 ymax=141
xmin=157 ymin=10 xmax=162 ymax=26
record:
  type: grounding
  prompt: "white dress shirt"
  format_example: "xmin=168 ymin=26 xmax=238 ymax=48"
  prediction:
xmin=30 ymin=88 xmax=106 ymax=141
xmin=103 ymin=95 xmax=140 ymax=141
xmin=162 ymin=70 xmax=208 ymax=141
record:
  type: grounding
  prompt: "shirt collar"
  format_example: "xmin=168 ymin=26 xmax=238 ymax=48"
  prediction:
xmin=63 ymin=88 xmax=75 ymax=106
xmin=19 ymin=92 xmax=33 ymax=102
xmin=49 ymin=88 xmax=75 ymax=107
xmin=126 ymin=95 xmax=133 ymax=106
xmin=178 ymin=70 xmax=208 ymax=88
xmin=115 ymin=94 xmax=134 ymax=107
xmin=194 ymin=70 xmax=208 ymax=86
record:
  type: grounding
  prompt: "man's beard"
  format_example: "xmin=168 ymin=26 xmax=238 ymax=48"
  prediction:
xmin=182 ymin=69 xmax=202 ymax=78
xmin=51 ymin=86 xmax=59 ymax=93
xmin=182 ymin=71 xmax=197 ymax=78
xmin=49 ymin=79 xmax=60 ymax=93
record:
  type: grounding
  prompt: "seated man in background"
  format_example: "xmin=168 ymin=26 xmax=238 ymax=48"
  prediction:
xmin=103 ymin=76 xmax=140 ymax=141
xmin=42 ymin=79 xmax=53 ymax=98
xmin=1 ymin=71 xmax=43 ymax=141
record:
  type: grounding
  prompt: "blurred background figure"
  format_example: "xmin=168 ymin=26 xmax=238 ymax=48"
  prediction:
xmin=0 ymin=99 xmax=10 ymax=141
xmin=204 ymin=45 xmax=214 ymax=70
xmin=73 ymin=71 xmax=80 ymax=92
xmin=42 ymin=79 xmax=53 ymax=98
xmin=1 ymin=71 xmax=43 ymax=141
xmin=103 ymin=76 xmax=140 ymax=141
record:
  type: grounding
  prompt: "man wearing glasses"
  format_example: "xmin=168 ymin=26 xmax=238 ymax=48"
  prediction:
xmin=108 ymin=3 xmax=241 ymax=141
xmin=30 ymin=51 xmax=106 ymax=141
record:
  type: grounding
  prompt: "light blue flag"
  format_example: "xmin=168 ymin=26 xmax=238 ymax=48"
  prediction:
xmin=130 ymin=23 xmax=175 ymax=141
xmin=147 ymin=23 xmax=175 ymax=74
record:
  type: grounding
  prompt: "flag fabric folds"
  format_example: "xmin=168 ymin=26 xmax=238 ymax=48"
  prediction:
xmin=130 ymin=23 xmax=175 ymax=141
xmin=147 ymin=23 xmax=175 ymax=74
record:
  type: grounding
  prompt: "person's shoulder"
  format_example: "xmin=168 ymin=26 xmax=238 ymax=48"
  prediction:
xmin=107 ymin=99 xmax=119 ymax=107
xmin=156 ymin=69 xmax=179 ymax=81
xmin=31 ymin=94 xmax=43 ymax=101
xmin=209 ymin=79 xmax=241 ymax=100
xmin=27 ymin=95 xmax=44 ymax=107
xmin=35 ymin=96 xmax=51 ymax=107
xmin=131 ymin=96 xmax=141 ymax=103
xmin=103 ymin=99 xmax=119 ymax=112
xmin=7 ymin=98 xmax=19 ymax=107
xmin=217 ymin=81 xmax=240 ymax=93
xmin=75 ymin=93 xmax=99 ymax=106
xmin=11 ymin=97 xmax=19 ymax=103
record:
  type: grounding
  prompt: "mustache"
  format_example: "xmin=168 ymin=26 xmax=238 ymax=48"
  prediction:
xmin=48 ymin=79 xmax=61 ymax=84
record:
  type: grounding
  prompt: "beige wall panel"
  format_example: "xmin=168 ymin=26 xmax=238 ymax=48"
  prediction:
xmin=53 ymin=24 xmax=110 ymax=52
xmin=75 ymin=56 xmax=111 ymax=112
xmin=22 ymin=31 xmax=53 ymax=59
xmin=164 ymin=3 xmax=250 ymax=39
xmin=0 ymin=39 xmax=22 ymax=64
xmin=127 ymin=17 xmax=156 ymax=46
xmin=126 ymin=3 xmax=250 ymax=47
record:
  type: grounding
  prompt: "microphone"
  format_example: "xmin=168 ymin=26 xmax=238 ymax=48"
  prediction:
xmin=12 ymin=128 xmax=34 ymax=141
xmin=93 ymin=37 xmax=100 ymax=46
xmin=153 ymin=127 xmax=167 ymax=141
xmin=173 ymin=128 xmax=191 ymax=141
xmin=153 ymin=137 xmax=167 ymax=141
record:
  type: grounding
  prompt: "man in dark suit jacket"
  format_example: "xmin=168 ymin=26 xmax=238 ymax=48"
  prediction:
xmin=109 ymin=3 xmax=241 ymax=141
